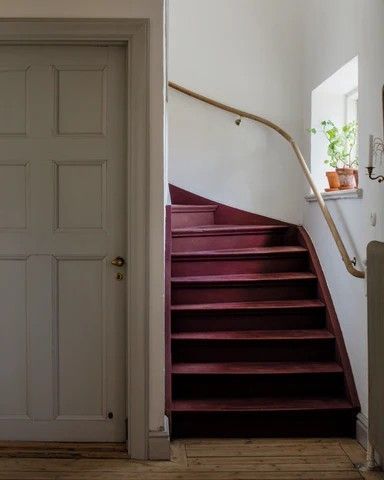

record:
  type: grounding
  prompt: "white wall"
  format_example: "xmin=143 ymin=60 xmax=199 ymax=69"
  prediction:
xmin=301 ymin=0 xmax=384 ymax=420
xmin=0 ymin=0 xmax=166 ymax=434
xmin=168 ymin=0 xmax=306 ymax=224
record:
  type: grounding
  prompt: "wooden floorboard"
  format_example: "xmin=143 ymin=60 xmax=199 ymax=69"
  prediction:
xmin=0 ymin=442 xmax=129 ymax=460
xmin=0 ymin=438 xmax=382 ymax=479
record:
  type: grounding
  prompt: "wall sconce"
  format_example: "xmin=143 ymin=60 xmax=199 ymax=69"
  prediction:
xmin=366 ymin=85 xmax=384 ymax=183
xmin=367 ymin=166 xmax=384 ymax=183
xmin=367 ymin=134 xmax=384 ymax=183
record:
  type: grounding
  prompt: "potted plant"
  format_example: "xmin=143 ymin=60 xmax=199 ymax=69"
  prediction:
xmin=309 ymin=120 xmax=358 ymax=190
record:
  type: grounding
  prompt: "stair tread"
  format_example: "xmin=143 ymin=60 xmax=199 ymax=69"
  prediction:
xmin=172 ymin=361 xmax=343 ymax=375
xmin=172 ymin=224 xmax=288 ymax=234
xmin=172 ymin=299 xmax=325 ymax=312
xmin=171 ymin=397 xmax=352 ymax=412
xmin=171 ymin=329 xmax=334 ymax=341
xmin=172 ymin=272 xmax=317 ymax=284
xmin=172 ymin=246 xmax=307 ymax=258
xmin=171 ymin=204 xmax=217 ymax=213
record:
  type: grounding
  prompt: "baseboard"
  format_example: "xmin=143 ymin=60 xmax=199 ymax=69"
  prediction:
xmin=356 ymin=413 xmax=368 ymax=449
xmin=357 ymin=413 xmax=384 ymax=468
xmin=148 ymin=416 xmax=170 ymax=460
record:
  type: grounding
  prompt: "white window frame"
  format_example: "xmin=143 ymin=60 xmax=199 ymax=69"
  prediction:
xmin=345 ymin=87 xmax=358 ymax=124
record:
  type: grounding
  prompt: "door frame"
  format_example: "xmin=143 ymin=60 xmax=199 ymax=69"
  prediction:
xmin=0 ymin=19 xmax=150 ymax=459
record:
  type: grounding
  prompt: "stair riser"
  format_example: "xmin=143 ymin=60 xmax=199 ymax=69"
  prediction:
xmin=172 ymin=211 xmax=215 ymax=228
xmin=172 ymin=310 xmax=326 ymax=332
xmin=172 ymin=256 xmax=309 ymax=276
xmin=172 ymin=339 xmax=335 ymax=363
xmin=171 ymin=411 xmax=356 ymax=438
xmin=172 ymin=232 xmax=287 ymax=252
xmin=172 ymin=373 xmax=346 ymax=399
xmin=172 ymin=282 xmax=317 ymax=304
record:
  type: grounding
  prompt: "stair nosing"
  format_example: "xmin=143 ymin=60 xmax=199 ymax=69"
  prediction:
xmin=172 ymin=246 xmax=308 ymax=262
xmin=172 ymin=361 xmax=343 ymax=375
xmin=171 ymin=329 xmax=334 ymax=341
xmin=171 ymin=204 xmax=218 ymax=214
xmin=172 ymin=224 xmax=289 ymax=237
xmin=171 ymin=299 xmax=325 ymax=313
xmin=171 ymin=272 xmax=317 ymax=286
xmin=170 ymin=397 xmax=353 ymax=413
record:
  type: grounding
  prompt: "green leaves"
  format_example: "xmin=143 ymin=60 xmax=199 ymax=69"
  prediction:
xmin=308 ymin=119 xmax=358 ymax=168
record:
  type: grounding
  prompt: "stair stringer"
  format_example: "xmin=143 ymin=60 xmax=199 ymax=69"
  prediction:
xmin=297 ymin=226 xmax=360 ymax=411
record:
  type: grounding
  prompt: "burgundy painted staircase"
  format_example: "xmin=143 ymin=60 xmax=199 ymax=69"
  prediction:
xmin=166 ymin=185 xmax=360 ymax=438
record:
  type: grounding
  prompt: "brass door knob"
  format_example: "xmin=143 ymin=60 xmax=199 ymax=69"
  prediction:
xmin=111 ymin=256 xmax=125 ymax=267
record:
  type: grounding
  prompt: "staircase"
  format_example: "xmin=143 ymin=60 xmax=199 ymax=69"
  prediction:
xmin=166 ymin=185 xmax=360 ymax=438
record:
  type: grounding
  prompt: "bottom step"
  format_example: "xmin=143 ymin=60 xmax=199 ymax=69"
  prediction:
xmin=171 ymin=409 xmax=357 ymax=438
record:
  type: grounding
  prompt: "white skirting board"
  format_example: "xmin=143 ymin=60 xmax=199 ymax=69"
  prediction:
xmin=356 ymin=413 xmax=368 ymax=449
xmin=356 ymin=413 xmax=383 ymax=467
xmin=148 ymin=416 xmax=170 ymax=460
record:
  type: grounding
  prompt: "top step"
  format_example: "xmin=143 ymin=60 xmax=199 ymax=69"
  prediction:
xmin=171 ymin=205 xmax=218 ymax=213
xmin=171 ymin=204 xmax=218 ymax=228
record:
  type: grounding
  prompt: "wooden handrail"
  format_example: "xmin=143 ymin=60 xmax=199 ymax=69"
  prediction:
xmin=169 ymin=81 xmax=365 ymax=279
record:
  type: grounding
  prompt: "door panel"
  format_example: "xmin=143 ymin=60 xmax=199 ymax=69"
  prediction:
xmin=27 ymin=255 xmax=56 ymax=421
xmin=0 ymin=45 xmax=126 ymax=441
xmin=0 ymin=258 xmax=27 ymax=418
xmin=0 ymin=67 xmax=28 ymax=135
xmin=57 ymin=257 xmax=106 ymax=418
xmin=55 ymin=160 xmax=107 ymax=231
xmin=0 ymin=162 xmax=29 ymax=229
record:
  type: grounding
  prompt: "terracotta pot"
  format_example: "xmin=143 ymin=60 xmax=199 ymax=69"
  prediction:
xmin=353 ymin=169 xmax=359 ymax=188
xmin=325 ymin=171 xmax=340 ymax=191
xmin=336 ymin=167 xmax=357 ymax=190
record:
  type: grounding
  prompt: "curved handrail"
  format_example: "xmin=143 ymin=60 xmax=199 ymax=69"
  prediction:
xmin=169 ymin=81 xmax=365 ymax=279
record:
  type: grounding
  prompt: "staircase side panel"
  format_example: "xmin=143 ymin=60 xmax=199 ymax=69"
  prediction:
xmin=297 ymin=226 xmax=360 ymax=411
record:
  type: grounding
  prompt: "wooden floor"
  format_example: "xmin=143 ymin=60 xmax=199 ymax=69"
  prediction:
xmin=0 ymin=438 xmax=383 ymax=479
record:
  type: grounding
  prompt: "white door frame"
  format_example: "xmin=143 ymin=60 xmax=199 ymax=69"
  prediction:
xmin=0 ymin=19 xmax=150 ymax=459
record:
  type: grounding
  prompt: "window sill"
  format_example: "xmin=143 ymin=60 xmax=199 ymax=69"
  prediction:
xmin=305 ymin=188 xmax=363 ymax=203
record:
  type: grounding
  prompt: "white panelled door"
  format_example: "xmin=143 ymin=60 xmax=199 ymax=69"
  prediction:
xmin=0 ymin=46 xmax=127 ymax=441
